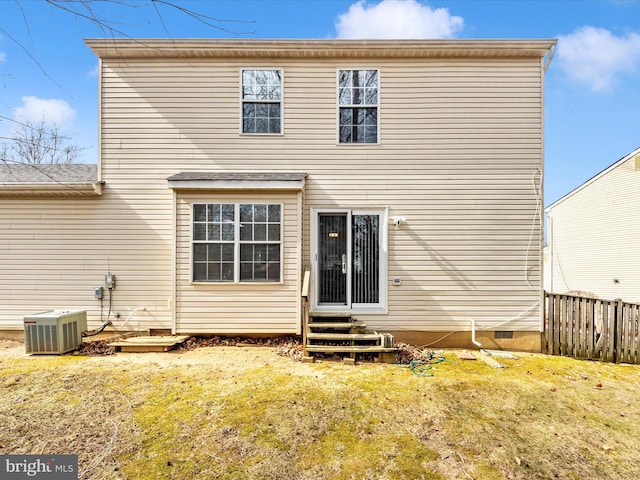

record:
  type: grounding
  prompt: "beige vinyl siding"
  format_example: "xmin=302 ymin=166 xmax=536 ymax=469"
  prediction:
xmin=0 ymin=46 xmax=545 ymax=335
xmin=547 ymin=153 xmax=640 ymax=303
xmin=174 ymin=191 xmax=301 ymax=334
xmin=0 ymin=194 xmax=173 ymax=330
xmin=98 ymin=55 xmax=542 ymax=333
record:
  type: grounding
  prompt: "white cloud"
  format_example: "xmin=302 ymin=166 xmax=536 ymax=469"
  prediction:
xmin=0 ymin=51 xmax=6 ymax=64
xmin=557 ymin=26 xmax=640 ymax=92
xmin=335 ymin=0 xmax=463 ymax=39
xmin=13 ymin=96 xmax=76 ymax=130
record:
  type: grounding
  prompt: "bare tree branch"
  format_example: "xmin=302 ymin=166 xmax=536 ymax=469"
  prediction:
xmin=1 ymin=120 xmax=81 ymax=165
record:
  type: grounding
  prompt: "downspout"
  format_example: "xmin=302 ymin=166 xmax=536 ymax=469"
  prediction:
xmin=470 ymin=318 xmax=483 ymax=348
xmin=171 ymin=189 xmax=177 ymax=335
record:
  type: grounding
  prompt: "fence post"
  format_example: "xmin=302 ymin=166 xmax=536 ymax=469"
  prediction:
xmin=545 ymin=292 xmax=552 ymax=354
xmin=614 ymin=299 xmax=623 ymax=364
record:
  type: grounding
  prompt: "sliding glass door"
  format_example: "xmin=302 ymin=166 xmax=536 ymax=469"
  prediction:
xmin=315 ymin=210 xmax=385 ymax=310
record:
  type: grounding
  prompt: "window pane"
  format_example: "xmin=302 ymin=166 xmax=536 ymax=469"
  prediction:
xmin=193 ymin=224 xmax=206 ymax=241
xmin=222 ymin=244 xmax=234 ymax=261
xmin=208 ymin=263 xmax=221 ymax=281
xmin=240 ymin=204 xmax=253 ymax=222
xmin=267 ymin=263 xmax=280 ymax=281
xmin=193 ymin=263 xmax=206 ymax=281
xmin=365 ymin=70 xmax=378 ymax=87
xmin=352 ymin=87 xmax=363 ymax=105
xmin=365 ymin=88 xmax=378 ymax=104
xmin=268 ymin=204 xmax=281 ymax=222
xmin=243 ymin=103 xmax=256 ymax=118
xmin=194 ymin=244 xmax=207 ymax=261
xmin=253 ymin=244 xmax=267 ymax=261
xmin=222 ymin=223 xmax=234 ymax=241
xmin=339 ymin=108 xmax=352 ymax=124
xmin=253 ymin=263 xmax=267 ymax=280
xmin=222 ymin=204 xmax=234 ymax=222
xmin=338 ymin=70 xmax=351 ymax=88
xmin=268 ymin=244 xmax=280 ymax=262
xmin=221 ymin=263 xmax=234 ymax=281
xmin=240 ymin=262 xmax=253 ymax=281
xmin=254 ymin=205 xmax=267 ymax=222
xmin=242 ymin=86 xmax=255 ymax=100
xmin=268 ymin=103 xmax=281 ymax=117
xmin=268 ymin=224 xmax=280 ymax=241
xmin=339 ymin=87 xmax=351 ymax=105
xmin=269 ymin=119 xmax=280 ymax=134
xmin=365 ymin=125 xmax=377 ymax=143
xmin=256 ymin=118 xmax=268 ymax=133
xmin=194 ymin=205 xmax=206 ymax=222
xmin=355 ymin=70 xmax=365 ymax=87
xmin=243 ymin=119 xmax=255 ymax=133
xmin=242 ymin=70 xmax=255 ymax=84
xmin=254 ymin=224 xmax=267 ymax=241
xmin=240 ymin=223 xmax=252 ymax=241
xmin=339 ymin=126 xmax=352 ymax=143
xmin=240 ymin=244 xmax=253 ymax=262
xmin=208 ymin=244 xmax=221 ymax=262
xmin=208 ymin=204 xmax=220 ymax=222
xmin=208 ymin=224 xmax=220 ymax=241
xmin=256 ymin=103 xmax=268 ymax=117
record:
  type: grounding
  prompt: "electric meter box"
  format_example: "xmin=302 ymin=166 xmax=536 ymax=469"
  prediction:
xmin=24 ymin=310 xmax=87 ymax=354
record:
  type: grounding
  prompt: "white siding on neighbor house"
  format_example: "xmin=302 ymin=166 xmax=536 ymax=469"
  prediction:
xmin=546 ymin=150 xmax=640 ymax=303
xmin=174 ymin=191 xmax=302 ymax=334
xmin=97 ymin=55 xmax=544 ymax=333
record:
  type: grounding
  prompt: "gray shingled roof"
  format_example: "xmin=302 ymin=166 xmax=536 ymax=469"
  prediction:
xmin=167 ymin=172 xmax=307 ymax=182
xmin=0 ymin=164 xmax=97 ymax=184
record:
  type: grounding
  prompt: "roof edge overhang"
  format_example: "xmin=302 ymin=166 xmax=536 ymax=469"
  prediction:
xmin=167 ymin=172 xmax=306 ymax=191
xmin=85 ymin=38 xmax=557 ymax=60
xmin=0 ymin=182 xmax=103 ymax=197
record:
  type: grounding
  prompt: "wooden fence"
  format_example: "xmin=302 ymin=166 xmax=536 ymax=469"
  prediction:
xmin=544 ymin=292 xmax=640 ymax=364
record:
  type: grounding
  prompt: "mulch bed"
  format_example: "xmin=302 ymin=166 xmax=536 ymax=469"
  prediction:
xmin=76 ymin=336 xmax=441 ymax=365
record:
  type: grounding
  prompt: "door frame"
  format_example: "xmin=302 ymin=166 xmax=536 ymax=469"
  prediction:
xmin=310 ymin=207 xmax=388 ymax=314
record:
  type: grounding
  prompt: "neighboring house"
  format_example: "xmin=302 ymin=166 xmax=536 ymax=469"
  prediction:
xmin=545 ymin=146 xmax=640 ymax=303
xmin=0 ymin=38 xmax=556 ymax=351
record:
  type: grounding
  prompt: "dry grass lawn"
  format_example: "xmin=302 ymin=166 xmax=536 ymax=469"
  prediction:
xmin=1 ymin=339 xmax=640 ymax=480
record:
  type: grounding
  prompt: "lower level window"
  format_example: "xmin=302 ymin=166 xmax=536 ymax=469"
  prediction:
xmin=193 ymin=203 xmax=282 ymax=283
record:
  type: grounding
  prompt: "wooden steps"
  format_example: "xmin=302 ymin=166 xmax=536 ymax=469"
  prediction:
xmin=305 ymin=345 xmax=398 ymax=354
xmin=307 ymin=322 xmax=365 ymax=331
xmin=307 ymin=332 xmax=382 ymax=341
xmin=304 ymin=313 xmax=397 ymax=363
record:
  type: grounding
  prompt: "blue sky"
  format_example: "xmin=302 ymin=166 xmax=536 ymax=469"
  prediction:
xmin=1 ymin=0 xmax=639 ymax=205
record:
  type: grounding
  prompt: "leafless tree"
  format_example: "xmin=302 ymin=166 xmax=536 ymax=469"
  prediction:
xmin=0 ymin=1 xmax=252 ymax=166
xmin=1 ymin=120 xmax=79 ymax=165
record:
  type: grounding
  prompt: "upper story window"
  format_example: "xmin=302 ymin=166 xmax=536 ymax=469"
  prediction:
xmin=242 ymin=69 xmax=282 ymax=134
xmin=338 ymin=69 xmax=379 ymax=144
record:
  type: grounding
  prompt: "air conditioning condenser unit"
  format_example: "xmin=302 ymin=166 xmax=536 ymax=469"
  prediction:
xmin=24 ymin=310 xmax=87 ymax=354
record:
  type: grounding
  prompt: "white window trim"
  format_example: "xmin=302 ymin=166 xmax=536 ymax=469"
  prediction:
xmin=239 ymin=68 xmax=284 ymax=136
xmin=336 ymin=68 xmax=380 ymax=146
xmin=191 ymin=202 xmax=284 ymax=285
xmin=310 ymin=207 xmax=388 ymax=314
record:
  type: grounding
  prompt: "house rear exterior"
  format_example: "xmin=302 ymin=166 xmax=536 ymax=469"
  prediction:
xmin=0 ymin=39 xmax=555 ymax=350
xmin=545 ymin=146 xmax=640 ymax=303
